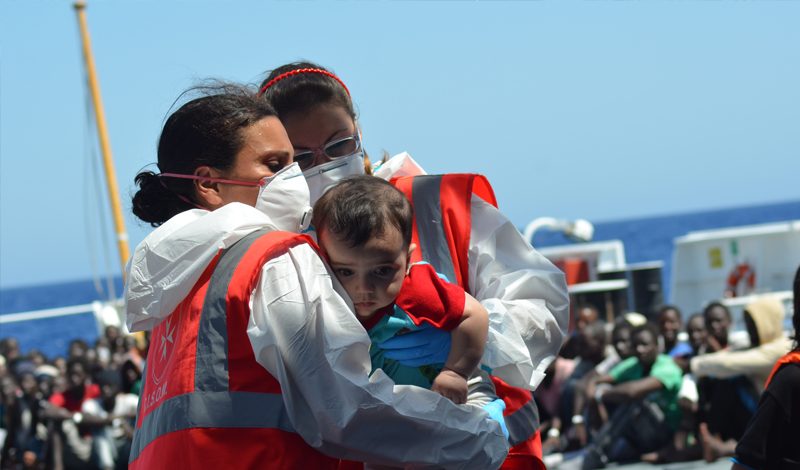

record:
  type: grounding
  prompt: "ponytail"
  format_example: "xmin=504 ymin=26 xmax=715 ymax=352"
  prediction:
xmin=131 ymin=171 xmax=198 ymax=227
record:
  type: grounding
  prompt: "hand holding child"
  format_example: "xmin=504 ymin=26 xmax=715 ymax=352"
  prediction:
xmin=431 ymin=367 xmax=469 ymax=404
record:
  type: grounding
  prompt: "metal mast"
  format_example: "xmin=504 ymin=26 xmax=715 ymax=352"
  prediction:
xmin=74 ymin=1 xmax=130 ymax=276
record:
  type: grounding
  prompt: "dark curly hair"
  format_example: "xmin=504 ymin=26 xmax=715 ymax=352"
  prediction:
xmin=132 ymin=82 xmax=277 ymax=226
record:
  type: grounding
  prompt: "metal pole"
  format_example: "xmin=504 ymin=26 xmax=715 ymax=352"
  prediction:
xmin=74 ymin=1 xmax=130 ymax=278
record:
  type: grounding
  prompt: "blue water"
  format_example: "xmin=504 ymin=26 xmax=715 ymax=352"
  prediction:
xmin=2 ymin=200 xmax=799 ymax=359
xmin=0 ymin=277 xmax=124 ymax=359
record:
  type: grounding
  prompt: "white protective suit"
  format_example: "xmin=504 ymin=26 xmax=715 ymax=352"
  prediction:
xmin=125 ymin=188 xmax=508 ymax=467
xmin=373 ymin=153 xmax=571 ymax=390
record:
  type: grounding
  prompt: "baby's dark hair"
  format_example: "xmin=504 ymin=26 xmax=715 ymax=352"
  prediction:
xmin=313 ymin=175 xmax=413 ymax=249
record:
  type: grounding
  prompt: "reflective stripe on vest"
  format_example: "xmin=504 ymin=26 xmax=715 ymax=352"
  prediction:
xmin=490 ymin=375 xmax=541 ymax=449
xmin=130 ymin=392 xmax=292 ymax=461
xmin=391 ymin=174 xmax=540 ymax=456
xmin=507 ymin=398 xmax=540 ymax=447
xmin=411 ymin=175 xmax=458 ymax=286
xmin=392 ymin=174 xmax=497 ymax=293
xmin=194 ymin=227 xmax=254 ymax=393
xmin=130 ymin=229 xmax=323 ymax=465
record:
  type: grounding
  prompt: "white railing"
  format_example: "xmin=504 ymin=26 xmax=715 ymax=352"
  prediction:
xmin=0 ymin=304 xmax=95 ymax=323
xmin=0 ymin=299 xmax=126 ymax=335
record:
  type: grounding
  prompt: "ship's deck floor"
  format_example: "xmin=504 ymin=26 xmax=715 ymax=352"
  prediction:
xmin=548 ymin=455 xmax=733 ymax=470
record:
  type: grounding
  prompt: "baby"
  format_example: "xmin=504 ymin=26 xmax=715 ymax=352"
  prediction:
xmin=312 ymin=174 xmax=495 ymax=405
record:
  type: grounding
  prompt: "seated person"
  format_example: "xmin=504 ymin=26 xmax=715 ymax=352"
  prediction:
xmin=576 ymin=305 xmax=600 ymax=331
xmin=559 ymin=304 xmax=600 ymax=360
xmin=560 ymin=321 xmax=609 ymax=436
xmin=119 ymin=353 xmax=142 ymax=396
xmin=657 ymin=306 xmax=692 ymax=357
xmin=569 ymin=314 xmax=643 ymax=447
xmin=35 ymin=364 xmax=60 ymax=400
xmin=41 ymin=357 xmax=100 ymax=470
xmin=703 ymin=302 xmax=733 ymax=352
xmin=0 ymin=374 xmax=22 ymax=468
xmin=595 ymin=313 xmax=646 ymax=376
xmin=641 ymin=314 xmax=710 ymax=464
xmin=693 ymin=297 xmax=791 ymax=391
xmin=579 ymin=323 xmax=683 ymax=468
xmin=570 ymin=322 xmax=609 ymax=381
xmin=0 ymin=337 xmax=21 ymax=366
xmin=312 ymin=175 xmax=496 ymax=407
xmin=13 ymin=362 xmax=46 ymax=469
xmin=81 ymin=370 xmax=137 ymax=470
xmin=672 ymin=313 xmax=707 ymax=374
xmin=686 ymin=313 xmax=708 ymax=356
xmin=692 ymin=297 xmax=792 ymax=462
xmin=535 ymin=350 xmax=575 ymax=454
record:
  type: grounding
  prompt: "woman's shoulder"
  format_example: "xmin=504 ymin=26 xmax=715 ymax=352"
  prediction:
xmin=767 ymin=361 xmax=800 ymax=391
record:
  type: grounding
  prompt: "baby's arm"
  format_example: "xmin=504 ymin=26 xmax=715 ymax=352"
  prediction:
xmin=431 ymin=293 xmax=489 ymax=404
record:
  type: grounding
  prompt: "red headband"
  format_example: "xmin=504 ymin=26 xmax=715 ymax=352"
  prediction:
xmin=258 ymin=68 xmax=350 ymax=97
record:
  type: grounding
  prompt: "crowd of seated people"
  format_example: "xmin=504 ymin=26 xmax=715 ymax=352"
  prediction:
xmin=3 ymin=290 xmax=794 ymax=470
xmin=535 ymin=296 xmax=793 ymax=468
xmin=0 ymin=327 xmax=147 ymax=470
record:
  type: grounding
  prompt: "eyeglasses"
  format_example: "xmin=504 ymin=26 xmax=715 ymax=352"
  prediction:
xmin=293 ymin=133 xmax=361 ymax=171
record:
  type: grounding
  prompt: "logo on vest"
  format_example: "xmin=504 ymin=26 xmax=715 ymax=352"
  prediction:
xmin=152 ymin=303 xmax=182 ymax=386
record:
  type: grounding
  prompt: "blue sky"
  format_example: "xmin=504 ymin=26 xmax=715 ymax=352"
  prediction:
xmin=1 ymin=1 xmax=799 ymax=289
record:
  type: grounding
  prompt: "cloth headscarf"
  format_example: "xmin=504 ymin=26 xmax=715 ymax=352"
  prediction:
xmin=744 ymin=297 xmax=786 ymax=345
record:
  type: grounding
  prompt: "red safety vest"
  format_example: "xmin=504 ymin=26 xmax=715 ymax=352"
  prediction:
xmin=764 ymin=350 xmax=800 ymax=389
xmin=394 ymin=174 xmax=545 ymax=470
xmin=129 ymin=230 xmax=340 ymax=470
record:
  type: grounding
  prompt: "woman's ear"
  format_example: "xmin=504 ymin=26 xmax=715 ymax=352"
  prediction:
xmin=193 ymin=166 xmax=224 ymax=209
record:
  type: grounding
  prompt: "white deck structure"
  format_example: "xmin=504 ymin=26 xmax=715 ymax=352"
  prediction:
xmin=671 ymin=220 xmax=799 ymax=329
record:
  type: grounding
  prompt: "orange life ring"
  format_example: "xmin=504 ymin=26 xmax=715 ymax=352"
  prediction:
xmin=725 ymin=263 xmax=755 ymax=297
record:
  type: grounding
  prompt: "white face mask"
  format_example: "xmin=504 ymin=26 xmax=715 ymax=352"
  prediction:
xmin=303 ymin=151 xmax=366 ymax=205
xmin=161 ymin=163 xmax=313 ymax=233
xmin=255 ymin=162 xmax=313 ymax=233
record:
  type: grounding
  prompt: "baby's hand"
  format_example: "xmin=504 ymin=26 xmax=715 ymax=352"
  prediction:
xmin=431 ymin=368 xmax=469 ymax=404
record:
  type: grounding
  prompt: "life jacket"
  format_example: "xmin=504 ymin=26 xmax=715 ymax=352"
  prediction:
xmin=764 ymin=350 xmax=800 ymax=389
xmin=129 ymin=230 xmax=340 ymax=470
xmin=393 ymin=174 xmax=545 ymax=470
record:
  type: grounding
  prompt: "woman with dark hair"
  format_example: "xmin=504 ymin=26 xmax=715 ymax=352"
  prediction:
xmin=258 ymin=62 xmax=570 ymax=468
xmin=124 ymin=83 xmax=507 ymax=470
xmin=730 ymin=265 xmax=800 ymax=470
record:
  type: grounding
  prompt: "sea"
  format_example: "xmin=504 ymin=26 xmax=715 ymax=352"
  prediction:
xmin=2 ymin=200 xmax=800 ymax=360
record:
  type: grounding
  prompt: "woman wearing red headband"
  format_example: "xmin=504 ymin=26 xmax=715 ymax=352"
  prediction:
xmin=259 ymin=62 xmax=570 ymax=468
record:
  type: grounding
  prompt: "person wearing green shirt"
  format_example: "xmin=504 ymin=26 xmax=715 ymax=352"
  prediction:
xmin=578 ymin=322 xmax=683 ymax=469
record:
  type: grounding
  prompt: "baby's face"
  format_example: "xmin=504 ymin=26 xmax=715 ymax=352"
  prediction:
xmin=320 ymin=227 xmax=413 ymax=321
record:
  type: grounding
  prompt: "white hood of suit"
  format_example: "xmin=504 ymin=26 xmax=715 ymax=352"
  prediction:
xmin=126 ymin=163 xmax=314 ymax=332
xmin=125 ymin=203 xmax=280 ymax=332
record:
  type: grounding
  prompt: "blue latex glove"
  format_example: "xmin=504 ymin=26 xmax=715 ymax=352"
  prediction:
xmin=378 ymin=323 xmax=452 ymax=367
xmin=482 ymin=399 xmax=509 ymax=440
